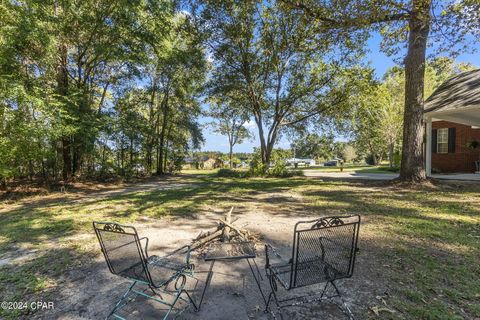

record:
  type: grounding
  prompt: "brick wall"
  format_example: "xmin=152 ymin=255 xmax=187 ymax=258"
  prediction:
xmin=432 ymin=121 xmax=480 ymax=173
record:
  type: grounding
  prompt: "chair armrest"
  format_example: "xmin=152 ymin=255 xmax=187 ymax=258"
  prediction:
xmin=165 ymin=245 xmax=192 ymax=265
xmin=265 ymin=244 xmax=283 ymax=269
xmin=138 ymin=237 xmax=149 ymax=258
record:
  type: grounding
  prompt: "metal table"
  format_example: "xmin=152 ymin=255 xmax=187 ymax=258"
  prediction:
xmin=198 ymin=241 xmax=267 ymax=309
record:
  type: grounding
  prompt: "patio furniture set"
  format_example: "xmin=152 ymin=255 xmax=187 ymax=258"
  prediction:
xmin=93 ymin=214 xmax=361 ymax=320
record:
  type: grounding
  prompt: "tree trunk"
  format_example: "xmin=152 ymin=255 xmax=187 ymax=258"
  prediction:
xmin=163 ymin=141 xmax=169 ymax=172
xmin=41 ymin=158 xmax=49 ymax=187
xmin=120 ymin=142 xmax=125 ymax=176
xmin=61 ymin=138 xmax=71 ymax=181
xmin=157 ymin=94 xmax=169 ymax=175
xmin=254 ymin=119 xmax=276 ymax=166
xmin=389 ymin=142 xmax=394 ymax=168
xmin=54 ymin=1 xmax=72 ymax=182
xmin=253 ymin=113 xmax=268 ymax=165
xmin=102 ymin=144 xmax=106 ymax=167
xmin=57 ymin=46 xmax=71 ymax=181
xmin=163 ymin=124 xmax=173 ymax=172
xmin=264 ymin=127 xmax=279 ymax=167
xmin=265 ymin=138 xmax=276 ymax=166
xmin=72 ymin=144 xmax=81 ymax=178
xmin=130 ymin=137 xmax=134 ymax=169
xmin=146 ymin=75 xmax=157 ymax=174
xmin=399 ymin=0 xmax=431 ymax=182
xmin=229 ymin=144 xmax=233 ymax=169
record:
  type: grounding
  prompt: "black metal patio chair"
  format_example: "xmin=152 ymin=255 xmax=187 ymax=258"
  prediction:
xmin=264 ymin=215 xmax=360 ymax=320
xmin=93 ymin=221 xmax=198 ymax=320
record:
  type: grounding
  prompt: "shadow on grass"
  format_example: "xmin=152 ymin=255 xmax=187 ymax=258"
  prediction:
xmin=0 ymin=210 xmax=76 ymax=252
xmin=0 ymin=176 xmax=479 ymax=319
xmin=0 ymin=177 xmax=480 ymax=319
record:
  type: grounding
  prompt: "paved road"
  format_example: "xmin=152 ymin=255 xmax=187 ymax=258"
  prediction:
xmin=303 ymin=170 xmax=480 ymax=181
xmin=303 ymin=170 xmax=397 ymax=180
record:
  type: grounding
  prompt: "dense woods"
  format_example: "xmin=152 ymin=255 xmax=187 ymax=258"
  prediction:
xmin=0 ymin=0 xmax=205 ymax=186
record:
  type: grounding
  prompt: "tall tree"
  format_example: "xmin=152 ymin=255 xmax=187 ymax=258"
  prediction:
xmin=51 ymin=0 xmax=152 ymax=179
xmin=208 ymin=100 xmax=252 ymax=168
xmin=195 ymin=0 xmax=366 ymax=165
xmin=291 ymin=133 xmax=335 ymax=161
xmin=284 ymin=0 xmax=480 ymax=182
xmin=348 ymin=58 xmax=475 ymax=168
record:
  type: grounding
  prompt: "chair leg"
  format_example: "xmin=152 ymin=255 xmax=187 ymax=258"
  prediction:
xmin=181 ymin=289 xmax=199 ymax=311
xmin=264 ymin=273 xmax=285 ymax=320
xmin=107 ymin=281 xmax=137 ymax=320
xmin=330 ymin=281 xmax=355 ymax=320
xmin=319 ymin=281 xmax=331 ymax=299
xmin=109 ymin=280 xmax=196 ymax=320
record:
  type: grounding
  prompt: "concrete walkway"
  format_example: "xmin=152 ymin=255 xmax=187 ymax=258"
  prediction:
xmin=433 ymin=173 xmax=480 ymax=181
xmin=303 ymin=170 xmax=480 ymax=181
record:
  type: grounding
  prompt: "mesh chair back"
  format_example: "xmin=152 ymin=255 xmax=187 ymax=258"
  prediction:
xmin=290 ymin=215 xmax=360 ymax=288
xmin=93 ymin=222 xmax=152 ymax=284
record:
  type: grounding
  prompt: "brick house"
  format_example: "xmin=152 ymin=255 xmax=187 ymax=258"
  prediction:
xmin=424 ymin=69 xmax=480 ymax=174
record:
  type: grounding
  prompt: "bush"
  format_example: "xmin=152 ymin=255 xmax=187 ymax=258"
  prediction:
xmin=216 ymin=168 xmax=246 ymax=178
xmin=266 ymin=168 xmax=303 ymax=177
xmin=218 ymin=147 xmax=304 ymax=179
xmin=247 ymin=151 xmax=304 ymax=178
xmin=248 ymin=163 xmax=268 ymax=176
xmin=216 ymin=165 xmax=303 ymax=178
xmin=266 ymin=161 xmax=288 ymax=177
xmin=265 ymin=161 xmax=304 ymax=177
xmin=393 ymin=152 xmax=401 ymax=167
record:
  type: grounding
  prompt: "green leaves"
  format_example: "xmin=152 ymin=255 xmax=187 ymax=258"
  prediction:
xmin=198 ymin=0 xmax=368 ymax=164
xmin=0 ymin=0 xmax=206 ymax=181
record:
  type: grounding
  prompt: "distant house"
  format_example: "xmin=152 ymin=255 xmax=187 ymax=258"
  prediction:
xmin=286 ymin=158 xmax=316 ymax=166
xmin=183 ymin=157 xmax=195 ymax=169
xmin=424 ymin=69 xmax=480 ymax=174
xmin=183 ymin=156 xmax=224 ymax=170
xmin=202 ymin=157 xmax=223 ymax=169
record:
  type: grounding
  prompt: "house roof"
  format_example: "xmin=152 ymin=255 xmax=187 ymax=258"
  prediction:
xmin=424 ymin=69 xmax=480 ymax=114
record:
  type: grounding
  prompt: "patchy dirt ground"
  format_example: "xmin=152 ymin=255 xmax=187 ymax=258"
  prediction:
xmin=2 ymin=191 xmax=384 ymax=319
xmin=26 ymin=209 xmax=381 ymax=320
xmin=1 ymin=175 xmax=479 ymax=320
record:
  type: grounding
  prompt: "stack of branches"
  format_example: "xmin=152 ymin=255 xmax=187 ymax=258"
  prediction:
xmin=190 ymin=207 xmax=262 ymax=252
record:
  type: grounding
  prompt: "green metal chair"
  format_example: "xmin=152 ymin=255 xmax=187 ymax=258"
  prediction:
xmin=93 ymin=221 xmax=198 ymax=319
xmin=264 ymin=215 xmax=361 ymax=319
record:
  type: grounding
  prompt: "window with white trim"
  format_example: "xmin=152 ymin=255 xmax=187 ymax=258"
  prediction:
xmin=437 ymin=128 xmax=449 ymax=153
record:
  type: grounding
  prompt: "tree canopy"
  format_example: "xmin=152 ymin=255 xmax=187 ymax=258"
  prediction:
xmin=0 ymin=0 xmax=206 ymax=185
xmin=1 ymin=0 xmax=478 ymax=187
xmin=284 ymin=0 xmax=480 ymax=181
xmin=346 ymin=57 xmax=475 ymax=167
xmin=194 ymin=0 xmax=369 ymax=166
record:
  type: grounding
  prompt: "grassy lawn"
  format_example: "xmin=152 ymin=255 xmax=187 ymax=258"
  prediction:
xmin=180 ymin=168 xmax=220 ymax=175
xmin=0 ymin=174 xmax=479 ymax=319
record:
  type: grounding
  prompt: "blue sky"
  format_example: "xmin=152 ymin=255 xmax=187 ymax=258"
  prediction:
xmin=200 ymin=32 xmax=480 ymax=153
